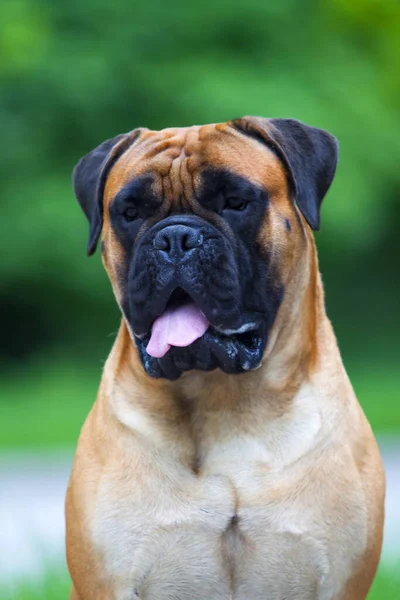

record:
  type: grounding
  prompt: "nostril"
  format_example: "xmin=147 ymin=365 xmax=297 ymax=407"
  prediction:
xmin=184 ymin=232 xmax=203 ymax=250
xmin=153 ymin=232 xmax=170 ymax=251
xmin=182 ymin=233 xmax=192 ymax=250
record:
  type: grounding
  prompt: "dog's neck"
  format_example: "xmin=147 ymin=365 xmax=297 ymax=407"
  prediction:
xmin=102 ymin=233 xmax=338 ymax=437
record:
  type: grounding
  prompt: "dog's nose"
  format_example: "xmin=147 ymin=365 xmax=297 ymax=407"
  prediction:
xmin=153 ymin=224 xmax=203 ymax=260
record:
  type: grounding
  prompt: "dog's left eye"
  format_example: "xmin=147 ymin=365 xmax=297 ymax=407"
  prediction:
xmin=123 ymin=207 xmax=138 ymax=222
xmin=225 ymin=197 xmax=247 ymax=211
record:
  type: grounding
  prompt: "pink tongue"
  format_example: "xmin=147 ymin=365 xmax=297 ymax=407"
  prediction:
xmin=146 ymin=303 xmax=209 ymax=358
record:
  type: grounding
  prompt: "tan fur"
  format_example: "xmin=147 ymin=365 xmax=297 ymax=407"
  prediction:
xmin=66 ymin=122 xmax=385 ymax=599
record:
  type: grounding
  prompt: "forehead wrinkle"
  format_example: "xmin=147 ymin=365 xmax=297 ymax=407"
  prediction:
xmin=142 ymin=126 xmax=195 ymax=162
xmin=104 ymin=125 xmax=208 ymax=204
xmin=160 ymin=128 xmax=195 ymax=209
xmin=105 ymin=122 xmax=288 ymax=216
xmin=107 ymin=129 xmax=186 ymax=200
xmin=180 ymin=159 xmax=195 ymax=205
xmin=178 ymin=157 xmax=194 ymax=211
xmin=162 ymin=171 xmax=173 ymax=204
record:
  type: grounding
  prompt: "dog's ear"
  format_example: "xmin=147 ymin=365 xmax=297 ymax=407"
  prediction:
xmin=73 ymin=130 xmax=142 ymax=255
xmin=230 ymin=117 xmax=338 ymax=230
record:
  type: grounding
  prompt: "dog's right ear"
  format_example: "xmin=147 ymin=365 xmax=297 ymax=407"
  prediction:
xmin=73 ymin=130 xmax=142 ymax=256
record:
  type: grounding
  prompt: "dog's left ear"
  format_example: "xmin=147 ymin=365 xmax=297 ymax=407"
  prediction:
xmin=73 ymin=129 xmax=142 ymax=255
xmin=231 ymin=117 xmax=338 ymax=230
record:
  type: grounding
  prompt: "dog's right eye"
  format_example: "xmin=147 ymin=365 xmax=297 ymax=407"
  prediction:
xmin=123 ymin=207 xmax=138 ymax=222
xmin=225 ymin=197 xmax=248 ymax=211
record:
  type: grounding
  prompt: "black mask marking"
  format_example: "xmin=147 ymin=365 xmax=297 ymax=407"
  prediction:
xmin=109 ymin=169 xmax=284 ymax=379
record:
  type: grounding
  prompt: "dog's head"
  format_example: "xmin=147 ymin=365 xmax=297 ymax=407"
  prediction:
xmin=73 ymin=117 xmax=338 ymax=380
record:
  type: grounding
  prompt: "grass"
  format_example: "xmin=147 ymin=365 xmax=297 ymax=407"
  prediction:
xmin=368 ymin=563 xmax=400 ymax=599
xmin=2 ymin=563 xmax=399 ymax=599
xmin=0 ymin=358 xmax=399 ymax=450
xmin=3 ymin=568 xmax=71 ymax=600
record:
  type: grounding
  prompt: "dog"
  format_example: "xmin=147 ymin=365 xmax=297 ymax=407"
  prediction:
xmin=66 ymin=117 xmax=385 ymax=599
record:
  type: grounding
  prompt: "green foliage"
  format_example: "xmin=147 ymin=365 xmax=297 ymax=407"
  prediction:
xmin=0 ymin=1 xmax=399 ymax=430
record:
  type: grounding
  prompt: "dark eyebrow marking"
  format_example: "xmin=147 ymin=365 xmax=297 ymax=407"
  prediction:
xmin=198 ymin=168 xmax=267 ymax=205
xmin=112 ymin=174 xmax=159 ymax=207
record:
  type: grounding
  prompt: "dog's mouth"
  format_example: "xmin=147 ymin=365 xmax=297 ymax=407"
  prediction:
xmin=146 ymin=288 xmax=209 ymax=358
xmin=134 ymin=287 xmax=265 ymax=379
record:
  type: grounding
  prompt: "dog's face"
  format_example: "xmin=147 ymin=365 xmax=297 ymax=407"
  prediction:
xmin=73 ymin=117 xmax=338 ymax=380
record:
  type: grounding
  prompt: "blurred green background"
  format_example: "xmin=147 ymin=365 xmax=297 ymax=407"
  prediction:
xmin=1 ymin=0 xmax=399 ymax=446
xmin=0 ymin=0 xmax=399 ymax=597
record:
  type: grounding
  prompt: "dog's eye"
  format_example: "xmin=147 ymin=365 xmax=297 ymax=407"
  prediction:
xmin=123 ymin=207 xmax=138 ymax=222
xmin=226 ymin=197 xmax=247 ymax=211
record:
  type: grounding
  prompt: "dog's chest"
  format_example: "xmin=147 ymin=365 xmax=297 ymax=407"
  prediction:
xmin=92 ymin=428 xmax=366 ymax=600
